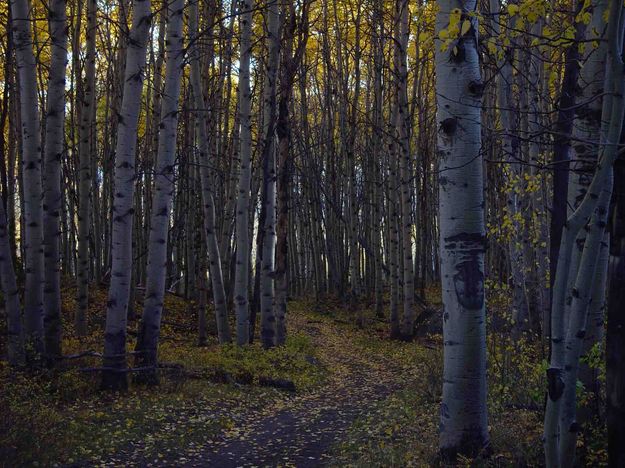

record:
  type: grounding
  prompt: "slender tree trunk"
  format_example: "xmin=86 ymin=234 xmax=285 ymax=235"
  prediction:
xmin=388 ymin=107 xmax=401 ymax=339
xmin=42 ymin=0 xmax=68 ymax=363
xmin=101 ymin=0 xmax=152 ymax=391
xmin=275 ymin=90 xmax=291 ymax=345
xmin=233 ymin=0 xmax=254 ymax=345
xmin=372 ymin=0 xmax=384 ymax=318
xmin=435 ymin=1 xmax=489 ymax=459
xmin=259 ymin=0 xmax=281 ymax=349
xmin=134 ymin=0 xmax=185 ymax=384
xmin=189 ymin=0 xmax=231 ymax=344
xmin=76 ymin=0 xmax=97 ymax=337
xmin=549 ymin=0 xmax=586 ymax=309
xmin=274 ymin=0 xmax=308 ymax=346
xmin=10 ymin=0 xmax=45 ymax=360
xmin=394 ymin=0 xmax=415 ymax=339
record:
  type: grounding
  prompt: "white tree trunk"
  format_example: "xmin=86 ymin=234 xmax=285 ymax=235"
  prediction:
xmin=558 ymin=173 xmax=613 ymax=465
xmin=435 ymin=0 xmax=489 ymax=459
xmin=544 ymin=0 xmax=625 ymax=463
xmin=561 ymin=0 xmax=608 ymax=338
xmin=134 ymin=0 xmax=185 ymax=384
xmin=259 ymin=0 xmax=281 ymax=349
xmin=189 ymin=0 xmax=231 ymax=344
xmin=75 ymin=0 xmax=97 ymax=337
xmin=234 ymin=0 xmax=254 ymax=345
xmin=11 ymin=0 xmax=45 ymax=359
xmin=43 ymin=0 xmax=68 ymax=362
xmin=394 ymin=0 xmax=415 ymax=339
xmin=102 ymin=0 xmax=152 ymax=390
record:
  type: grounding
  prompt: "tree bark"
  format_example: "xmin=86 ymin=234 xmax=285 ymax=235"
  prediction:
xmin=258 ymin=0 xmax=281 ymax=349
xmin=10 ymin=0 xmax=45 ymax=360
xmin=394 ymin=0 xmax=415 ymax=339
xmin=544 ymin=0 xmax=625 ymax=462
xmin=76 ymin=0 xmax=97 ymax=337
xmin=134 ymin=0 xmax=185 ymax=385
xmin=189 ymin=0 xmax=231 ymax=344
xmin=101 ymin=0 xmax=152 ymax=391
xmin=234 ymin=0 xmax=254 ymax=345
xmin=435 ymin=1 xmax=489 ymax=459
xmin=43 ymin=0 xmax=68 ymax=363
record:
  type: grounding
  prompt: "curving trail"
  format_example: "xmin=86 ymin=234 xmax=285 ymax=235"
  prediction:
xmin=178 ymin=315 xmax=406 ymax=467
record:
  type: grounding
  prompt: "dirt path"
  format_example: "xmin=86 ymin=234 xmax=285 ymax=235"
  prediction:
xmin=177 ymin=318 xmax=405 ymax=467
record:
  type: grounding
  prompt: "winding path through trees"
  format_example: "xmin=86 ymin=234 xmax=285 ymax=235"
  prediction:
xmin=187 ymin=320 xmax=405 ymax=467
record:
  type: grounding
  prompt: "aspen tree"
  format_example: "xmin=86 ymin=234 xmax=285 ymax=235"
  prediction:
xmin=234 ymin=0 xmax=254 ymax=345
xmin=189 ymin=0 xmax=231 ymax=344
xmin=43 ymin=0 xmax=68 ymax=361
xmin=544 ymin=0 xmax=625 ymax=463
xmin=10 ymin=0 xmax=45 ymax=359
xmin=135 ymin=0 xmax=185 ymax=384
xmin=102 ymin=0 xmax=152 ymax=390
xmin=435 ymin=0 xmax=489 ymax=458
xmin=259 ymin=0 xmax=281 ymax=348
xmin=275 ymin=0 xmax=309 ymax=345
xmin=76 ymin=0 xmax=97 ymax=337
xmin=394 ymin=0 xmax=416 ymax=339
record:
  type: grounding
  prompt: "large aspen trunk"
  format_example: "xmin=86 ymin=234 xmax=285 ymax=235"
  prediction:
xmin=234 ymin=0 xmax=254 ymax=345
xmin=43 ymin=0 xmax=68 ymax=362
xmin=134 ymin=0 xmax=185 ymax=384
xmin=10 ymin=0 xmax=45 ymax=359
xmin=435 ymin=1 xmax=489 ymax=459
xmin=75 ymin=0 xmax=97 ymax=337
xmin=189 ymin=0 xmax=231 ymax=344
xmin=101 ymin=0 xmax=152 ymax=391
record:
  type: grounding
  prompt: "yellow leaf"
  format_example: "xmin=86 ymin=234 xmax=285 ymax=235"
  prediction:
xmin=508 ymin=4 xmax=519 ymax=16
xmin=461 ymin=19 xmax=471 ymax=36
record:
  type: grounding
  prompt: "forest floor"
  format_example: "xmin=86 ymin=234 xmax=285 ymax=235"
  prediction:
xmin=0 ymin=284 xmax=605 ymax=466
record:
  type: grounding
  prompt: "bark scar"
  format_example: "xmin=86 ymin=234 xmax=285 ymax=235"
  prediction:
xmin=445 ymin=232 xmax=485 ymax=310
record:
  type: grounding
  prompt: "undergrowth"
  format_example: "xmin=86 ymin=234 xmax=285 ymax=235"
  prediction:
xmin=0 ymin=284 xmax=323 ymax=466
xmin=326 ymin=283 xmax=605 ymax=466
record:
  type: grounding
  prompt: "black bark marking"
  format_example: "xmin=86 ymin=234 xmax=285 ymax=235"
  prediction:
xmin=547 ymin=367 xmax=565 ymax=401
xmin=440 ymin=118 xmax=458 ymax=136
xmin=446 ymin=233 xmax=486 ymax=310
xmin=468 ymin=80 xmax=484 ymax=97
